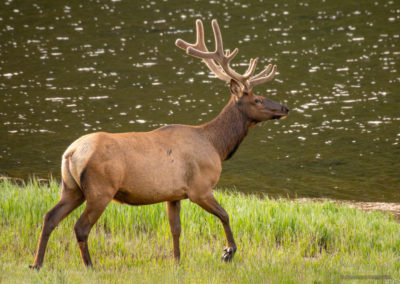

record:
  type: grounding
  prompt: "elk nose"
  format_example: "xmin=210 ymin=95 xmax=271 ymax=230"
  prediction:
xmin=281 ymin=105 xmax=289 ymax=114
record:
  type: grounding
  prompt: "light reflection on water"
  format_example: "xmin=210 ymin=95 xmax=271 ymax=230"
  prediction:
xmin=0 ymin=0 xmax=399 ymax=202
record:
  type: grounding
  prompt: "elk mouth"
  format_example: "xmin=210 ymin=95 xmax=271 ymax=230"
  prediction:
xmin=271 ymin=115 xmax=288 ymax=120
xmin=270 ymin=106 xmax=289 ymax=120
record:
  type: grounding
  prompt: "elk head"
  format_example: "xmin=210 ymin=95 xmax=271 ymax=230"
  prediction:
xmin=176 ymin=19 xmax=289 ymax=122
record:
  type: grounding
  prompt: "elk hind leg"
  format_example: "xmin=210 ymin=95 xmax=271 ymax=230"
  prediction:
xmin=74 ymin=194 xmax=113 ymax=267
xmin=30 ymin=182 xmax=84 ymax=269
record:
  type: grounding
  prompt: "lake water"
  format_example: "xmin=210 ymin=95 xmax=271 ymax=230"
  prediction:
xmin=1 ymin=0 xmax=399 ymax=202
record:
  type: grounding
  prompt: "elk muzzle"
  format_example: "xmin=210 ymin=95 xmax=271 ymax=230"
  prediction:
xmin=263 ymin=98 xmax=289 ymax=120
xmin=272 ymin=105 xmax=289 ymax=120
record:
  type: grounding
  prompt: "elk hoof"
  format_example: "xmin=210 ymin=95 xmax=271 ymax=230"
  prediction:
xmin=222 ymin=247 xmax=235 ymax=262
xmin=29 ymin=264 xmax=41 ymax=270
xmin=173 ymin=255 xmax=181 ymax=264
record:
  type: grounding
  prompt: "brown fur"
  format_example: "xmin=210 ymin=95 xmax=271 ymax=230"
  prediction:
xmin=30 ymin=22 xmax=289 ymax=269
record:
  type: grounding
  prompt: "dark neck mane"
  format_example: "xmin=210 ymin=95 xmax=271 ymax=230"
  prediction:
xmin=200 ymin=96 xmax=256 ymax=161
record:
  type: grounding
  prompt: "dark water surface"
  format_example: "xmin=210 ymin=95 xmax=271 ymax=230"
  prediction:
xmin=1 ymin=0 xmax=399 ymax=202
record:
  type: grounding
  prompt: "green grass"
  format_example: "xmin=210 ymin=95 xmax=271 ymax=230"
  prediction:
xmin=1 ymin=179 xmax=399 ymax=283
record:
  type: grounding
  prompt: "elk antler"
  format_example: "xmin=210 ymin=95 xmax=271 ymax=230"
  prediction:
xmin=175 ymin=19 xmax=277 ymax=92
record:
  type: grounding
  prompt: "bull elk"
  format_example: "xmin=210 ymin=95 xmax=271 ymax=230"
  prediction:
xmin=30 ymin=19 xmax=289 ymax=269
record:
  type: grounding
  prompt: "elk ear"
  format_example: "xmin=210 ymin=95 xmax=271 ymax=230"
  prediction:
xmin=230 ymin=79 xmax=243 ymax=97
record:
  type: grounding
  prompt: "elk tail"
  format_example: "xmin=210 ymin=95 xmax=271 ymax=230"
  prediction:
xmin=61 ymin=152 xmax=81 ymax=191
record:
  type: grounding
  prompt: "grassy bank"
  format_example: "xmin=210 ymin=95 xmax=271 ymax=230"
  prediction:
xmin=1 ymin=179 xmax=399 ymax=283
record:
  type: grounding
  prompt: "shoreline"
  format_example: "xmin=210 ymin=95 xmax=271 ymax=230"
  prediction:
xmin=1 ymin=175 xmax=399 ymax=220
xmin=294 ymin=198 xmax=400 ymax=220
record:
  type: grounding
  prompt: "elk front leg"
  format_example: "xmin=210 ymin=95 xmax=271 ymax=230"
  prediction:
xmin=192 ymin=193 xmax=237 ymax=262
xmin=166 ymin=201 xmax=181 ymax=261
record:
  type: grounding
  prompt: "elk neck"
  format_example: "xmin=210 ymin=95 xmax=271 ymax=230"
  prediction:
xmin=200 ymin=96 xmax=257 ymax=161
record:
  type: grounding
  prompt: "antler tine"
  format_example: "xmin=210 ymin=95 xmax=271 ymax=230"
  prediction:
xmin=211 ymin=19 xmax=224 ymax=56
xmin=195 ymin=19 xmax=206 ymax=49
xmin=249 ymin=64 xmax=277 ymax=86
xmin=225 ymin=48 xmax=238 ymax=62
xmin=175 ymin=19 xmax=205 ymax=51
xmin=250 ymin=64 xmax=272 ymax=80
xmin=243 ymin=58 xmax=258 ymax=79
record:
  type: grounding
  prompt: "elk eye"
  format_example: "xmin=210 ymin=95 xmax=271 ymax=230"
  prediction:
xmin=255 ymin=98 xmax=262 ymax=104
